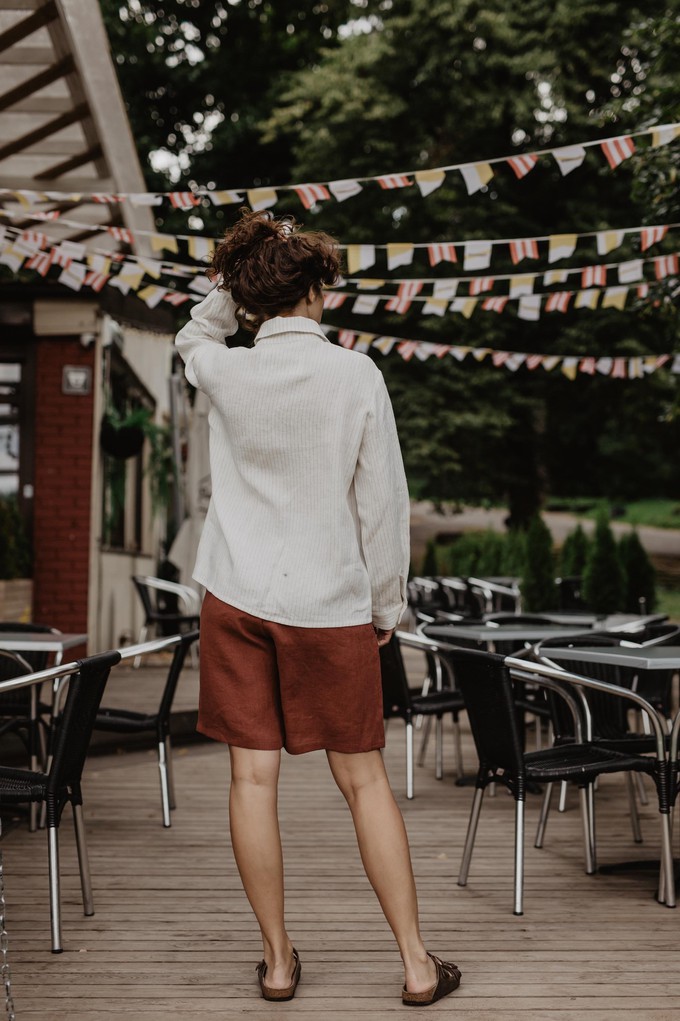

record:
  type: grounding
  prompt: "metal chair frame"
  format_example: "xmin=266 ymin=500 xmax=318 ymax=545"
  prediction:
xmin=131 ymin=575 xmax=201 ymax=667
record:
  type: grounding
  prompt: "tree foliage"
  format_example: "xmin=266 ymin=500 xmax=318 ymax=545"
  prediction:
xmin=582 ymin=511 xmax=625 ymax=611
xmin=101 ymin=1 xmax=680 ymax=519
xmin=521 ymin=516 xmax=556 ymax=611
xmin=619 ymin=530 xmax=657 ymax=611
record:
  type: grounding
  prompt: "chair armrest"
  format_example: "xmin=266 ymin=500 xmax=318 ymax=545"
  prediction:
xmin=137 ymin=575 xmax=202 ymax=615
xmin=118 ymin=632 xmax=198 ymax=663
xmin=0 ymin=659 xmax=80 ymax=695
xmin=507 ymin=655 xmax=669 ymax=761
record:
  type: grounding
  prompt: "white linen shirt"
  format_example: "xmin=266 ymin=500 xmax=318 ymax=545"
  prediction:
xmin=174 ymin=284 xmax=410 ymax=629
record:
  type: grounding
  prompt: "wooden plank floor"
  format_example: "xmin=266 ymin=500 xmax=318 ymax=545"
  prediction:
xmin=2 ymin=655 xmax=679 ymax=1020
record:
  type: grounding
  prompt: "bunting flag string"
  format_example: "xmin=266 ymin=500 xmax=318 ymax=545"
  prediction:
xmin=321 ymin=325 xmax=678 ymax=380
xmin=1 ymin=123 xmax=678 ymax=212
xmin=1 ymin=206 xmax=678 ymax=277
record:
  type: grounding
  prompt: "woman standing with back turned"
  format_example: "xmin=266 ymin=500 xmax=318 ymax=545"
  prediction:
xmin=175 ymin=208 xmax=461 ymax=1007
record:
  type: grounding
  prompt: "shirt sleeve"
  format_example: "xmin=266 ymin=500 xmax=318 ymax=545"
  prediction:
xmin=174 ymin=283 xmax=239 ymax=390
xmin=353 ymin=368 xmax=411 ymax=631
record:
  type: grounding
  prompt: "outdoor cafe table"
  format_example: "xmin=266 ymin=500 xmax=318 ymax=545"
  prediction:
xmin=424 ymin=624 xmax=592 ymax=652
xmin=0 ymin=631 xmax=87 ymax=665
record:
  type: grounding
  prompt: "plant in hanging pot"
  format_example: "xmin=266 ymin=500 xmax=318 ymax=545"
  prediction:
xmin=100 ymin=405 xmax=151 ymax=459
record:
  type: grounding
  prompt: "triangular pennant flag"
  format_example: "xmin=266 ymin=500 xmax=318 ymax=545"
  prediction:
xmin=328 ymin=179 xmax=363 ymax=202
xmin=517 ymin=295 xmax=541 ymax=321
xmin=509 ymin=239 xmax=539 ymax=264
xmin=628 ymin=357 xmax=644 ymax=379
xmin=449 ymin=346 xmax=471 ymax=362
xmin=548 ymin=234 xmax=577 ymax=263
xmin=187 ymin=236 xmax=216 ymax=262
xmin=469 ymin=277 xmax=493 ymax=296
xmin=352 ymin=295 xmax=380 ymax=315
xmin=432 ymin=280 xmax=459 ymax=300
xmin=372 ymin=336 xmax=397 ymax=355
xmin=671 ymin=355 xmax=680 ymax=375
xmin=58 ymin=262 xmax=87 ymax=291
xmin=505 ymin=353 xmax=527 ymax=372
xmin=460 ymin=163 xmax=494 ymax=195
xmin=450 ymin=298 xmax=477 ymax=318
xmin=337 ymin=330 xmax=356 ymax=349
xmin=135 ymin=256 xmax=162 ymax=280
xmin=322 ymin=292 xmax=346 ymax=310
xmin=353 ymin=333 xmax=374 ymax=354
xmin=507 ymin=154 xmax=538 ymax=179
xmin=541 ymin=355 xmax=561 ymax=372
xmin=509 ymin=275 xmax=535 ymax=298
xmin=650 ymin=125 xmax=680 ymax=148
xmin=150 ymin=233 xmax=179 ymax=254
xmin=463 ymin=241 xmax=492 ymax=271
xmin=128 ymin=192 xmax=163 ymax=206
xmin=561 ymin=357 xmax=579 ymax=380
xmin=386 ymin=244 xmax=414 ymax=270
xmin=640 ymin=226 xmax=668 ymax=250
xmin=601 ymin=136 xmax=636 ymax=169
xmin=580 ymin=357 xmax=597 ymax=375
xmin=189 ymin=276 xmax=214 ymax=295
xmin=596 ymin=230 xmax=625 ymax=256
xmin=415 ymin=169 xmax=446 ymax=197
xmin=0 ymin=246 xmax=25 ymax=273
xmin=422 ymin=298 xmax=449 ymax=316
xmin=471 ymin=348 xmax=490 ymax=362
xmin=618 ymin=259 xmax=643 ymax=284
xmin=346 ymin=245 xmax=376 ymax=274
xmin=543 ymin=269 xmax=569 ymax=286
xmin=205 ymin=190 xmax=242 ymax=206
xmin=553 ymin=145 xmax=587 ymax=176
xmin=247 ymin=188 xmax=277 ymax=211
xmin=601 ymin=286 xmax=628 ymax=310
xmin=427 ymin=243 xmax=457 ymax=266
xmin=294 ymin=184 xmax=331 ymax=209
xmin=137 ymin=285 xmax=169 ymax=308
xmin=611 ymin=358 xmax=627 ymax=379
xmin=575 ymin=289 xmax=599 ymax=310
xmin=356 ymin=278 xmax=384 ymax=290
xmin=397 ymin=341 xmax=419 ymax=361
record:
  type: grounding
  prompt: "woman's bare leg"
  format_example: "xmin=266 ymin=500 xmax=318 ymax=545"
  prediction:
xmin=327 ymin=749 xmax=438 ymax=993
xmin=228 ymin=746 xmax=295 ymax=989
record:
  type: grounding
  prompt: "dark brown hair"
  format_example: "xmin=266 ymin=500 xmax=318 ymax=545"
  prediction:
xmin=209 ymin=207 xmax=341 ymax=332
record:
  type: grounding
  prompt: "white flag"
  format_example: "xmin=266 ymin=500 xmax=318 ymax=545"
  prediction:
xmin=463 ymin=241 xmax=492 ymax=271
xmin=517 ymin=296 xmax=541 ymax=321
xmin=552 ymin=145 xmax=587 ymax=176
xmin=618 ymin=259 xmax=643 ymax=284
xmin=352 ymin=295 xmax=380 ymax=315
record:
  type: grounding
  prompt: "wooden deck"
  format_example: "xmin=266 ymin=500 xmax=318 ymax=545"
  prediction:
xmin=2 ymin=656 xmax=679 ymax=1020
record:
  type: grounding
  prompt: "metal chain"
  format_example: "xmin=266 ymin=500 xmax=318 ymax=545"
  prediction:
xmin=0 ymin=818 xmax=16 ymax=1021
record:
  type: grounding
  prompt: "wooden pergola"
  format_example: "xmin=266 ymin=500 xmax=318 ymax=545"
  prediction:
xmin=0 ymin=0 xmax=153 ymax=258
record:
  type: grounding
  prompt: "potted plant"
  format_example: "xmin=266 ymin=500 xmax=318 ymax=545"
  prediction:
xmin=0 ymin=494 xmax=33 ymax=619
xmin=100 ymin=405 xmax=151 ymax=459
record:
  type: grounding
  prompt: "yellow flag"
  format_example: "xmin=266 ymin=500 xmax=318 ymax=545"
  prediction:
xmin=651 ymin=125 xmax=680 ymax=147
xmin=509 ymin=275 xmax=535 ymax=298
xmin=346 ymin=244 xmax=376 ymax=274
xmin=415 ymin=169 xmax=446 ymax=197
xmin=135 ymin=257 xmax=162 ymax=280
xmin=150 ymin=233 xmax=179 ymax=254
xmin=560 ymin=357 xmax=579 ymax=380
xmin=602 ymin=286 xmax=628 ymax=310
xmin=188 ymin=236 xmax=216 ymax=261
xmin=597 ymin=231 xmax=624 ymax=255
xmin=548 ymin=234 xmax=577 ymax=262
xmin=356 ymin=278 xmax=385 ymax=290
xmin=247 ymin=188 xmax=277 ymax=211
xmin=119 ymin=267 xmax=145 ymax=290
xmin=386 ymin=243 xmax=414 ymax=270
xmin=575 ymin=289 xmax=599 ymax=310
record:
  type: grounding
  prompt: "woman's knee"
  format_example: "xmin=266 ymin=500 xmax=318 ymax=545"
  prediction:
xmin=327 ymin=749 xmax=388 ymax=802
xmin=229 ymin=746 xmax=281 ymax=788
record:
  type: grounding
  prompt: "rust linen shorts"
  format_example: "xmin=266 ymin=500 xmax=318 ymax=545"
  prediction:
xmin=198 ymin=591 xmax=385 ymax=755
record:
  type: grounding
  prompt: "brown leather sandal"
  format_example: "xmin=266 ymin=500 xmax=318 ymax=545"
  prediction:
xmin=402 ymin=952 xmax=461 ymax=1007
xmin=256 ymin=948 xmax=301 ymax=1002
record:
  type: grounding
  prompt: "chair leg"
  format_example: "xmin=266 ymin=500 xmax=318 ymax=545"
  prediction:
xmin=534 ymin=782 xmax=553 ymax=849
xmin=452 ymin=715 xmax=464 ymax=779
xmin=406 ymin=722 xmax=414 ymax=800
xmin=458 ymin=787 xmax=484 ymax=887
xmin=73 ymin=804 xmax=94 ymax=916
xmin=658 ymin=810 xmax=675 ymax=908
xmin=47 ymin=825 xmax=63 ymax=953
xmin=626 ymin=772 xmax=643 ymax=844
xmin=634 ymin=771 xmax=649 ymax=806
xmin=417 ymin=716 xmax=433 ymax=767
xmin=434 ymin=717 xmax=443 ymax=780
xmin=534 ymin=716 xmax=542 ymax=751
xmin=586 ymin=782 xmax=597 ymax=872
xmin=158 ymin=740 xmax=172 ymax=827
xmin=133 ymin=624 xmax=149 ymax=669
xmin=558 ymin=780 xmax=568 ymax=812
xmin=578 ymin=786 xmax=595 ymax=874
xmin=513 ymin=797 xmax=525 ymax=916
xmin=165 ymin=736 xmax=177 ymax=811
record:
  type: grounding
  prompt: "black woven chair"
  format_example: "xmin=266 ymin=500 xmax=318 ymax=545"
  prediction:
xmin=94 ymin=631 xmax=199 ymax=827
xmin=381 ymin=632 xmax=465 ymax=799
xmin=0 ymin=650 xmax=121 ymax=952
xmin=0 ymin=622 xmax=60 ymax=768
xmin=434 ymin=646 xmax=672 ymax=914
xmin=131 ymin=576 xmax=200 ymax=667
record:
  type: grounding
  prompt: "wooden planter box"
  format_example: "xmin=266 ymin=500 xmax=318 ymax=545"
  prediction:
xmin=0 ymin=578 xmax=33 ymax=622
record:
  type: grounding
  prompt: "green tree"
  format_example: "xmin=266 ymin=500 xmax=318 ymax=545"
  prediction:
xmin=582 ymin=512 xmax=625 ymax=612
xmin=560 ymin=524 xmax=591 ymax=576
xmin=521 ymin=516 xmax=556 ymax=611
xmin=619 ymin=530 xmax=656 ymax=612
xmin=421 ymin=538 xmax=439 ymax=576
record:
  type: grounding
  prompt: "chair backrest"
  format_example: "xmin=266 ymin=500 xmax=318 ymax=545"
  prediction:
xmin=132 ymin=577 xmax=156 ymax=622
xmin=536 ymin=636 xmax=628 ymax=740
xmin=379 ymin=637 xmax=415 ymax=720
xmin=48 ymin=651 xmax=121 ymax=796
xmin=158 ymin=630 xmax=200 ymax=723
xmin=438 ymin=646 xmax=525 ymax=776
xmin=0 ymin=649 xmax=33 ymax=709
xmin=0 ymin=622 xmax=60 ymax=672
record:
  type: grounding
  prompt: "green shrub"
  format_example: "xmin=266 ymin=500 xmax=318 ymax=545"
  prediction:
xmin=560 ymin=524 xmax=590 ymax=577
xmin=619 ymin=531 xmax=656 ymax=613
xmin=582 ymin=512 xmax=624 ymax=613
xmin=0 ymin=495 xmax=31 ymax=579
xmin=501 ymin=529 xmax=527 ymax=575
xmin=521 ymin=516 xmax=556 ymax=611
xmin=421 ymin=539 xmax=438 ymax=576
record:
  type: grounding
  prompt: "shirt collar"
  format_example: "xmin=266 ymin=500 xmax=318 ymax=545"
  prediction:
xmin=253 ymin=315 xmax=330 ymax=345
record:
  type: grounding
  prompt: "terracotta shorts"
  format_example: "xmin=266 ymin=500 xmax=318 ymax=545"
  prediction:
xmin=198 ymin=591 xmax=385 ymax=755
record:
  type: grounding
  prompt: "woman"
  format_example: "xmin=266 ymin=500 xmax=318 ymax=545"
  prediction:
xmin=175 ymin=208 xmax=461 ymax=1007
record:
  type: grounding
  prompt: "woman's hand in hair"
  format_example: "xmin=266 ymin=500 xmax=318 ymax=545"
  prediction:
xmin=374 ymin=627 xmax=394 ymax=648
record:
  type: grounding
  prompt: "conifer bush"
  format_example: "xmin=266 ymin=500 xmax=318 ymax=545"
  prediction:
xmin=619 ymin=531 xmax=656 ymax=613
xmin=560 ymin=524 xmax=591 ymax=577
xmin=582 ymin=512 xmax=625 ymax=613
xmin=521 ymin=516 xmax=556 ymax=611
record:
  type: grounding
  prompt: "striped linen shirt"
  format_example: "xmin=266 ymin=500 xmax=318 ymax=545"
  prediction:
xmin=174 ymin=284 xmax=410 ymax=629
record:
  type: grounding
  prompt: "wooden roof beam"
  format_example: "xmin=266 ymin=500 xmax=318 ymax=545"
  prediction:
xmin=0 ymin=54 xmax=74 ymax=113
xmin=0 ymin=101 xmax=88 ymax=161
xmin=0 ymin=1 xmax=57 ymax=54
xmin=37 ymin=142 xmax=103 ymax=179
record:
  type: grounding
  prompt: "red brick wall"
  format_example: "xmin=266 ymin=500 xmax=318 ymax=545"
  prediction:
xmin=32 ymin=339 xmax=95 ymax=633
